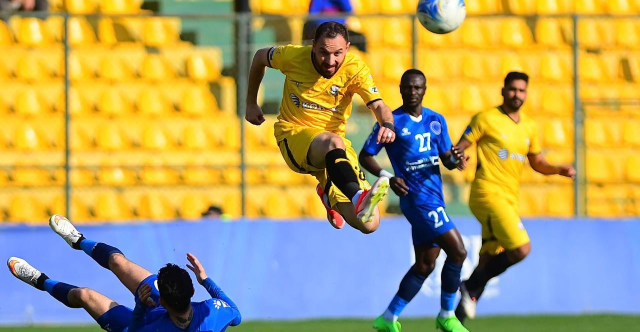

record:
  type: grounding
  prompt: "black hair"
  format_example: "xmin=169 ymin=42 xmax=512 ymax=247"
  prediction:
xmin=157 ymin=263 xmax=195 ymax=313
xmin=314 ymin=21 xmax=350 ymax=43
xmin=504 ymin=71 xmax=529 ymax=86
xmin=400 ymin=69 xmax=427 ymax=84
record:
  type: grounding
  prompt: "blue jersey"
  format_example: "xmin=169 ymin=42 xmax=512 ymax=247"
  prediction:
xmin=129 ymin=278 xmax=241 ymax=332
xmin=363 ymin=107 xmax=452 ymax=210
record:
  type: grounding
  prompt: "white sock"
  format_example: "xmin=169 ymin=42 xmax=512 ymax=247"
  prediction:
xmin=351 ymin=189 xmax=364 ymax=206
xmin=383 ymin=309 xmax=398 ymax=322
xmin=438 ymin=309 xmax=455 ymax=318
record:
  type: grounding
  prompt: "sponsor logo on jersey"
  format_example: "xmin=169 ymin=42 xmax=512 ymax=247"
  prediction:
xmin=498 ymin=148 xmax=526 ymax=162
xmin=330 ymin=84 xmax=340 ymax=96
xmin=401 ymin=127 xmax=411 ymax=136
xmin=370 ymin=86 xmax=378 ymax=93
xmin=290 ymin=93 xmax=300 ymax=107
xmin=430 ymin=121 xmax=442 ymax=135
xmin=290 ymin=93 xmax=337 ymax=112
xmin=404 ymin=156 xmax=440 ymax=172
xmin=498 ymin=148 xmax=509 ymax=160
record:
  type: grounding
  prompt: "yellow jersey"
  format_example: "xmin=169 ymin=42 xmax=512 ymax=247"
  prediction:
xmin=463 ymin=107 xmax=541 ymax=198
xmin=268 ymin=44 xmax=382 ymax=140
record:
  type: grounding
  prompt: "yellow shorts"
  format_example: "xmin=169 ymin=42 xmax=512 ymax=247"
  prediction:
xmin=469 ymin=192 xmax=530 ymax=255
xmin=276 ymin=126 xmax=370 ymax=207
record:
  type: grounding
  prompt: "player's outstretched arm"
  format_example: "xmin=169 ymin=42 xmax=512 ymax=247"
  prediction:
xmin=527 ymin=153 xmax=576 ymax=179
xmin=368 ymin=100 xmax=396 ymax=144
xmin=186 ymin=253 xmax=240 ymax=311
xmin=246 ymin=47 xmax=271 ymax=125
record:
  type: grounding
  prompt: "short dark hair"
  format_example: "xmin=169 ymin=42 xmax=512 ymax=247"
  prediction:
xmin=401 ymin=69 xmax=427 ymax=84
xmin=158 ymin=264 xmax=194 ymax=313
xmin=504 ymin=71 xmax=529 ymax=86
xmin=314 ymin=21 xmax=349 ymax=43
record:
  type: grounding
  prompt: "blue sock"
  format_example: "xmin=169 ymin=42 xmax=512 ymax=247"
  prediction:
xmin=80 ymin=240 xmax=123 ymax=270
xmin=441 ymin=259 xmax=463 ymax=312
xmin=388 ymin=268 xmax=427 ymax=316
xmin=44 ymin=279 xmax=78 ymax=308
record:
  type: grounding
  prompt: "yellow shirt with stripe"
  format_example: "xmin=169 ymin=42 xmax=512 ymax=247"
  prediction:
xmin=463 ymin=107 xmax=541 ymax=199
xmin=268 ymin=44 xmax=382 ymax=140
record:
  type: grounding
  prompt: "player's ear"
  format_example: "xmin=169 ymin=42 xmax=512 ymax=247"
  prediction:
xmin=346 ymin=41 xmax=350 ymax=50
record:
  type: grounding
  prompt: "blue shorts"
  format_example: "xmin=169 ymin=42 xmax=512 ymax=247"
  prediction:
xmin=401 ymin=204 xmax=457 ymax=246
xmin=96 ymin=274 xmax=161 ymax=332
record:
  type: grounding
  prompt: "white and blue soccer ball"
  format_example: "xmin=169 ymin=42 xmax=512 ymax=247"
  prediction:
xmin=417 ymin=0 xmax=466 ymax=34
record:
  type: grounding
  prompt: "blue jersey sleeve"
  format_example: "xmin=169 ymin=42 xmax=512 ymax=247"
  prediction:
xmin=437 ymin=115 xmax=453 ymax=156
xmin=128 ymin=297 xmax=149 ymax=331
xmin=362 ymin=123 xmax=384 ymax=156
xmin=202 ymin=278 xmax=242 ymax=326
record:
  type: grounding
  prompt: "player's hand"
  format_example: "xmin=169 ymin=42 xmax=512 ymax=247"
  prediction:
xmin=245 ymin=104 xmax=265 ymax=125
xmin=377 ymin=127 xmax=396 ymax=144
xmin=137 ymin=283 xmax=157 ymax=307
xmin=390 ymin=177 xmax=409 ymax=196
xmin=451 ymin=145 xmax=470 ymax=171
xmin=186 ymin=252 xmax=208 ymax=284
xmin=559 ymin=165 xmax=576 ymax=179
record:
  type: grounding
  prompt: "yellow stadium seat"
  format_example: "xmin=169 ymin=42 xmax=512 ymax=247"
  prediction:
xmin=183 ymin=160 xmax=221 ymax=185
xmin=141 ymin=124 xmax=172 ymax=150
xmin=180 ymin=87 xmax=219 ymax=116
xmin=14 ymin=17 xmax=51 ymax=46
xmin=535 ymin=19 xmax=568 ymax=48
xmin=585 ymin=118 xmax=622 ymax=147
xmin=501 ymin=18 xmax=534 ymax=47
xmin=179 ymin=193 xmax=209 ymax=220
xmin=461 ymin=19 xmax=487 ymax=48
xmin=140 ymin=159 xmax=180 ymax=185
xmin=623 ymin=121 xmax=640 ymax=147
xmin=587 ymin=185 xmax=627 ymax=217
xmin=58 ymin=124 xmax=93 ymax=151
xmin=12 ymin=161 xmax=51 ymax=186
xmin=462 ymin=54 xmax=490 ymax=81
xmin=13 ymin=124 xmax=45 ymax=151
xmin=616 ymin=20 xmax=640 ymax=49
xmin=67 ymin=17 xmax=97 ymax=46
xmin=61 ymin=52 xmax=91 ymax=82
xmin=626 ymin=155 xmax=640 ymax=182
xmin=574 ymin=0 xmax=603 ymax=13
xmin=580 ymin=54 xmax=611 ymax=83
xmin=98 ymin=161 xmax=137 ymax=186
xmin=466 ymin=0 xmax=501 ymax=14
xmin=543 ymin=118 xmax=572 ymax=147
xmin=94 ymin=191 xmax=132 ymax=221
xmin=16 ymin=53 xmax=50 ymax=82
xmin=540 ymin=87 xmax=572 ymax=116
xmin=98 ymin=89 xmax=133 ymax=116
xmin=586 ymin=153 xmax=618 ymax=183
xmin=0 ymin=20 xmax=13 ymax=45
xmin=379 ymin=0 xmax=407 ymax=13
xmin=519 ymin=188 xmax=546 ymax=216
xmin=8 ymin=194 xmax=47 ymax=222
xmin=419 ymin=52 xmax=452 ymax=82
xmin=182 ymin=125 xmax=209 ymax=150
xmin=539 ymin=53 xmax=570 ymax=82
xmin=186 ymin=52 xmax=221 ymax=82
xmin=351 ymin=0 xmax=379 ymax=13
xmin=536 ymin=0 xmax=562 ymax=13
xmin=423 ymin=87 xmax=451 ymax=114
xmin=141 ymin=54 xmax=175 ymax=81
xmin=137 ymin=89 xmax=172 ymax=116
xmin=461 ymin=85 xmax=486 ymax=113
xmin=99 ymin=56 xmax=134 ymax=82
xmin=65 ymin=0 xmax=98 ymax=13
xmin=500 ymin=53 xmax=529 ymax=77
xmin=382 ymin=18 xmax=412 ymax=49
xmin=605 ymin=0 xmax=635 ymax=14
xmin=418 ymin=25 xmax=462 ymax=47
xmin=51 ymin=195 xmax=91 ymax=222
xmin=53 ymin=166 xmax=96 ymax=187
xmin=96 ymin=123 xmax=128 ymax=150
xmin=15 ymin=88 xmax=50 ymax=116
xmin=101 ymin=0 xmax=141 ymax=13
xmin=143 ymin=17 xmax=180 ymax=47
xmin=264 ymin=165 xmax=305 ymax=185
xmin=139 ymin=192 xmax=176 ymax=220
xmin=265 ymin=190 xmax=302 ymax=218
xmin=505 ymin=0 xmax=535 ymax=14
xmin=547 ymin=186 xmax=574 ymax=216
xmin=56 ymin=88 xmax=90 ymax=116
xmin=577 ymin=19 xmax=606 ymax=50
xmin=383 ymin=52 xmax=411 ymax=81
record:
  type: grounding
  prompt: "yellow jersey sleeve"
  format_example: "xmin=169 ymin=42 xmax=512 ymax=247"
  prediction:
xmin=268 ymin=45 xmax=293 ymax=72
xmin=349 ymin=60 xmax=382 ymax=105
xmin=527 ymin=120 xmax=542 ymax=155
xmin=463 ymin=112 xmax=484 ymax=143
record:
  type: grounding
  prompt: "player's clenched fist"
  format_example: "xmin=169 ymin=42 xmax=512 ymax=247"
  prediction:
xmin=377 ymin=122 xmax=396 ymax=144
xmin=245 ymin=104 xmax=266 ymax=125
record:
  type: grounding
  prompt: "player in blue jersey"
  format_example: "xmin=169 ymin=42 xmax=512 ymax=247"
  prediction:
xmin=7 ymin=215 xmax=241 ymax=332
xmin=359 ymin=70 xmax=470 ymax=332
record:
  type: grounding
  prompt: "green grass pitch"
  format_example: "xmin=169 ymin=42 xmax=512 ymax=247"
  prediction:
xmin=1 ymin=315 xmax=639 ymax=332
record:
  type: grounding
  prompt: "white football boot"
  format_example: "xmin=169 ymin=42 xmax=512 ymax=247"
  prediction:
xmin=49 ymin=214 xmax=83 ymax=248
xmin=7 ymin=257 xmax=42 ymax=289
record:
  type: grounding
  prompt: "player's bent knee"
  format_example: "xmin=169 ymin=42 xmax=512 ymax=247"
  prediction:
xmin=414 ymin=262 xmax=435 ymax=277
xmin=108 ymin=253 xmax=128 ymax=270
xmin=72 ymin=287 xmax=93 ymax=303
xmin=508 ymin=242 xmax=531 ymax=263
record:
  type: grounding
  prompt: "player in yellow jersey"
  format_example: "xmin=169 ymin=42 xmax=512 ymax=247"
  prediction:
xmin=245 ymin=22 xmax=395 ymax=233
xmin=453 ymin=72 xmax=576 ymax=323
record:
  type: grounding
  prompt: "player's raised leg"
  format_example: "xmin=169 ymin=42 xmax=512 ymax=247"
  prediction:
xmin=373 ymin=243 xmax=440 ymax=332
xmin=308 ymin=132 xmax=389 ymax=225
xmin=49 ymin=214 xmax=154 ymax=297
xmin=7 ymin=257 xmax=132 ymax=330
xmin=434 ymin=229 xmax=468 ymax=332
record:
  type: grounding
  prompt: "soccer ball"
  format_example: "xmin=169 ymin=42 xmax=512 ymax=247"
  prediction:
xmin=417 ymin=0 xmax=466 ymax=34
